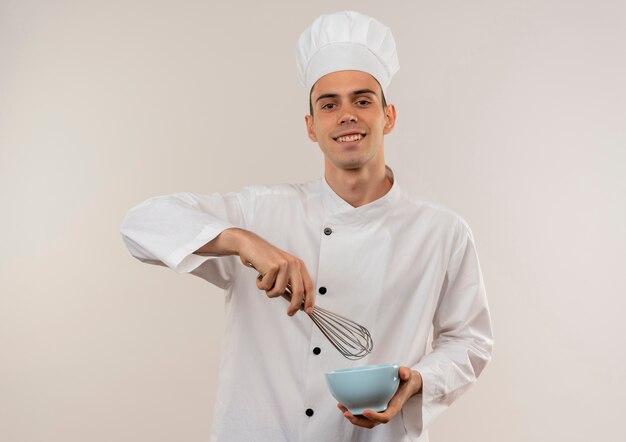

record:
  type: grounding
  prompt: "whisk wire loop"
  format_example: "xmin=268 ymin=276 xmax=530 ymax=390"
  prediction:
xmin=251 ymin=265 xmax=373 ymax=360
xmin=308 ymin=306 xmax=373 ymax=360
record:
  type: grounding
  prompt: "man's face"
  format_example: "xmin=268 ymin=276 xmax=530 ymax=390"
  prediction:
xmin=305 ymin=70 xmax=396 ymax=173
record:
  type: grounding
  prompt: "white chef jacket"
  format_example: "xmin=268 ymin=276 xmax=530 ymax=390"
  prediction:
xmin=121 ymin=169 xmax=493 ymax=442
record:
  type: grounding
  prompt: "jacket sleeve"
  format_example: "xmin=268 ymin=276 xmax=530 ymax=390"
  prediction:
xmin=120 ymin=190 xmax=251 ymax=289
xmin=402 ymin=222 xmax=494 ymax=437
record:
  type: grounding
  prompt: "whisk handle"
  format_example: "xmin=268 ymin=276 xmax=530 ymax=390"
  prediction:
xmin=269 ymin=281 xmax=298 ymax=306
xmin=280 ymin=284 xmax=297 ymax=304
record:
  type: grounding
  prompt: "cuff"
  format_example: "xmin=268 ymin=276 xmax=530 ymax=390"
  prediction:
xmin=165 ymin=220 xmax=236 ymax=273
xmin=401 ymin=364 xmax=439 ymax=438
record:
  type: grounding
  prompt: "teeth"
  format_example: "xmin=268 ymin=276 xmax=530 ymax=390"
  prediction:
xmin=336 ymin=134 xmax=363 ymax=142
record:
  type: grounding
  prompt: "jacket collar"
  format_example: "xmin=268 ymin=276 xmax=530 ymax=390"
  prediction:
xmin=320 ymin=166 xmax=402 ymax=222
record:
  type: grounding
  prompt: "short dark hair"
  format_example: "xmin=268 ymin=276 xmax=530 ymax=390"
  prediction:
xmin=308 ymin=86 xmax=388 ymax=116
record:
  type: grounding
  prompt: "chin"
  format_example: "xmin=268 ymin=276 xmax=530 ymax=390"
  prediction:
xmin=334 ymin=159 xmax=366 ymax=170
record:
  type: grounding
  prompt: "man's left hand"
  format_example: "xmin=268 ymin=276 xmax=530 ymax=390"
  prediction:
xmin=338 ymin=366 xmax=422 ymax=429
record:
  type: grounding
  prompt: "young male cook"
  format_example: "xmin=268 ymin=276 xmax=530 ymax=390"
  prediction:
xmin=121 ymin=11 xmax=493 ymax=442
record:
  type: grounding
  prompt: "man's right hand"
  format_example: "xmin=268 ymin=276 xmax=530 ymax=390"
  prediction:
xmin=195 ymin=228 xmax=315 ymax=316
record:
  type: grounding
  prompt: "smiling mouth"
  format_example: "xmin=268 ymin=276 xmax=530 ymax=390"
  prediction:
xmin=334 ymin=134 xmax=365 ymax=143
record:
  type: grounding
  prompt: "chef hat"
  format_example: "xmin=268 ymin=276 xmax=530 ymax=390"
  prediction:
xmin=296 ymin=11 xmax=399 ymax=96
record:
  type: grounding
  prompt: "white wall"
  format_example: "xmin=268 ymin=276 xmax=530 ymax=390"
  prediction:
xmin=1 ymin=0 xmax=624 ymax=440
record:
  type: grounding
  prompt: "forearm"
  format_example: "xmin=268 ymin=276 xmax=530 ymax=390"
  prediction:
xmin=413 ymin=335 xmax=491 ymax=400
xmin=195 ymin=227 xmax=315 ymax=315
xmin=195 ymin=227 xmax=250 ymax=256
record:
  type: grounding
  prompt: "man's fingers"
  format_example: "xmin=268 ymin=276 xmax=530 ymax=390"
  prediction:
xmin=362 ymin=408 xmax=393 ymax=424
xmin=286 ymin=267 xmax=305 ymax=316
xmin=301 ymin=264 xmax=315 ymax=314
xmin=256 ymin=266 xmax=278 ymax=292
xmin=246 ymin=244 xmax=314 ymax=317
xmin=399 ymin=366 xmax=411 ymax=381
xmin=266 ymin=261 xmax=289 ymax=298
xmin=337 ymin=404 xmax=378 ymax=429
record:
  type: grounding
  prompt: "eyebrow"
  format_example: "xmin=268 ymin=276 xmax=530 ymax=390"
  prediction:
xmin=314 ymin=89 xmax=378 ymax=103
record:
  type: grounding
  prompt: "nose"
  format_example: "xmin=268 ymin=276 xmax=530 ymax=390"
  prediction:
xmin=338 ymin=111 xmax=357 ymax=125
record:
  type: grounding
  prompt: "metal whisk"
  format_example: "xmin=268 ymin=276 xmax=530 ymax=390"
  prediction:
xmin=253 ymin=268 xmax=373 ymax=360
xmin=283 ymin=286 xmax=373 ymax=360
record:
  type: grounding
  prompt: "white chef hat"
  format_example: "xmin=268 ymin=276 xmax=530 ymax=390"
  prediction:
xmin=296 ymin=11 xmax=399 ymax=96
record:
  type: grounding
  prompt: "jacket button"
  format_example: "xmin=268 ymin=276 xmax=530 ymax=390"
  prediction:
xmin=313 ymin=347 xmax=321 ymax=355
xmin=318 ymin=286 xmax=327 ymax=295
xmin=323 ymin=227 xmax=332 ymax=235
xmin=306 ymin=408 xmax=314 ymax=417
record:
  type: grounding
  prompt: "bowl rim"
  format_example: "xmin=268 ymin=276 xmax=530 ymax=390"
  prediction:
xmin=326 ymin=363 xmax=399 ymax=376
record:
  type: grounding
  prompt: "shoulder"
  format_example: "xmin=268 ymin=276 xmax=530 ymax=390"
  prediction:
xmin=235 ymin=179 xmax=322 ymax=202
xmin=224 ymin=180 xmax=323 ymax=221
xmin=393 ymin=185 xmax=474 ymax=244
xmin=397 ymin=186 xmax=467 ymax=224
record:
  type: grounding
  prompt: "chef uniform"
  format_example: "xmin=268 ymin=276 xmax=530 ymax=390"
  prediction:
xmin=121 ymin=11 xmax=493 ymax=442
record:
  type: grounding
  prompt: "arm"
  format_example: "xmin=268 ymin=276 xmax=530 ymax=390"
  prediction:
xmin=196 ymin=227 xmax=315 ymax=315
xmin=403 ymin=225 xmax=493 ymax=436
xmin=339 ymin=223 xmax=493 ymax=433
xmin=120 ymin=192 xmax=240 ymax=277
xmin=120 ymin=191 xmax=314 ymax=314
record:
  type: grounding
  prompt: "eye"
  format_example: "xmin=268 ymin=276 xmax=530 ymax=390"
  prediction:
xmin=356 ymin=99 xmax=372 ymax=106
xmin=321 ymin=103 xmax=336 ymax=110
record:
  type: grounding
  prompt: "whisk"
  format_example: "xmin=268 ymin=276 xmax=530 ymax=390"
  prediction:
xmin=252 ymin=268 xmax=373 ymax=360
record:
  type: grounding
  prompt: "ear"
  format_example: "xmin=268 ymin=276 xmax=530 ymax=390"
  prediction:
xmin=383 ymin=104 xmax=397 ymax=135
xmin=305 ymin=114 xmax=317 ymax=142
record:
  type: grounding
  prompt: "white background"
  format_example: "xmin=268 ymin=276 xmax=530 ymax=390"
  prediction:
xmin=1 ymin=0 xmax=625 ymax=440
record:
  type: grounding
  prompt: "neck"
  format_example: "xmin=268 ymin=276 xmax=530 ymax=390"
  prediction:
xmin=324 ymin=162 xmax=392 ymax=208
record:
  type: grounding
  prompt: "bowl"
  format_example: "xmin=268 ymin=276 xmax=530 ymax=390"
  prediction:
xmin=325 ymin=364 xmax=400 ymax=415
